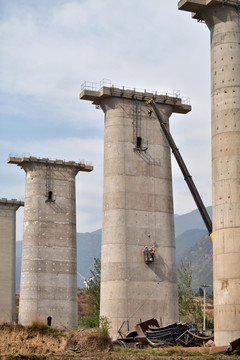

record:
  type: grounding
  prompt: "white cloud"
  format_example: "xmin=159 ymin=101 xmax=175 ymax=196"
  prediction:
xmin=0 ymin=0 xmax=210 ymax=98
xmin=0 ymin=0 xmax=212 ymax=238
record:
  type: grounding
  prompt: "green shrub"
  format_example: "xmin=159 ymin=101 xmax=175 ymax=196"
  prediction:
xmin=78 ymin=314 xmax=100 ymax=328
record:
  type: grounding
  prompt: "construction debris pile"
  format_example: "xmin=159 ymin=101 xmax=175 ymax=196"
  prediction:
xmin=114 ymin=318 xmax=213 ymax=348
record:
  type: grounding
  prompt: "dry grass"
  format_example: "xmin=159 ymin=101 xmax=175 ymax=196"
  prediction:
xmin=0 ymin=322 xmax=230 ymax=360
xmin=0 ymin=322 xmax=67 ymax=356
xmin=66 ymin=326 xmax=112 ymax=354
xmin=0 ymin=322 xmax=112 ymax=357
xmin=86 ymin=326 xmax=113 ymax=352
xmin=30 ymin=316 xmax=50 ymax=334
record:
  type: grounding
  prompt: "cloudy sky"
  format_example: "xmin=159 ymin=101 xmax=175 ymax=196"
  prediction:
xmin=0 ymin=0 xmax=212 ymax=241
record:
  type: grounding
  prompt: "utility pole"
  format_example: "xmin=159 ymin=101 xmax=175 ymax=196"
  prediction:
xmin=201 ymin=284 xmax=209 ymax=335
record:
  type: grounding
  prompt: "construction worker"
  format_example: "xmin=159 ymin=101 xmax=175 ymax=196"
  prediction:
xmin=144 ymin=246 xmax=149 ymax=262
xmin=150 ymin=245 xmax=155 ymax=260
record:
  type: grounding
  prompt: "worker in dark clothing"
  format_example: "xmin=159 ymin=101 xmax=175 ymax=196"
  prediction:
xmin=150 ymin=246 xmax=155 ymax=260
xmin=144 ymin=246 xmax=149 ymax=262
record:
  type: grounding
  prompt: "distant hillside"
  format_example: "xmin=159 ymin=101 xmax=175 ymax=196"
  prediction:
xmin=175 ymin=229 xmax=207 ymax=261
xmin=180 ymin=233 xmax=213 ymax=293
xmin=16 ymin=207 xmax=213 ymax=292
xmin=174 ymin=206 xmax=212 ymax=237
xmin=15 ymin=230 xmax=102 ymax=292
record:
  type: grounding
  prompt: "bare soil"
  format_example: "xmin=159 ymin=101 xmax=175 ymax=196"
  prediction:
xmin=9 ymin=295 xmax=231 ymax=359
xmin=0 ymin=323 xmax=235 ymax=360
xmin=0 ymin=323 xmax=111 ymax=358
xmin=77 ymin=289 xmax=90 ymax=317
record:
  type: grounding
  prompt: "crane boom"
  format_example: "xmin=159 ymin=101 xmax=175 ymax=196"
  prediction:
xmin=147 ymin=99 xmax=212 ymax=238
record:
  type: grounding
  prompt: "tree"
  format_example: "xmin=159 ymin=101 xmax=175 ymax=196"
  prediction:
xmin=86 ymin=257 xmax=101 ymax=316
xmin=178 ymin=259 xmax=202 ymax=325
xmin=78 ymin=258 xmax=101 ymax=328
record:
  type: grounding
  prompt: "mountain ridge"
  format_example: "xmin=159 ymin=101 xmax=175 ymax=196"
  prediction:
xmin=16 ymin=207 xmax=213 ymax=291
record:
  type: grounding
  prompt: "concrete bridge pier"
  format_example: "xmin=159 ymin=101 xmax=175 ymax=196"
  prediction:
xmin=178 ymin=0 xmax=240 ymax=346
xmin=0 ymin=198 xmax=24 ymax=323
xmin=80 ymin=85 xmax=191 ymax=338
xmin=8 ymin=156 xmax=93 ymax=328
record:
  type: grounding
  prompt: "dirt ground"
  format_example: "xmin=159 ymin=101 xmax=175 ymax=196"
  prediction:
xmin=9 ymin=295 xmax=232 ymax=360
xmin=0 ymin=323 xmax=236 ymax=360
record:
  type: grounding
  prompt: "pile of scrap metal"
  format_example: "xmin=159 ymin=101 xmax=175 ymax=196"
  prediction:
xmin=113 ymin=318 xmax=213 ymax=348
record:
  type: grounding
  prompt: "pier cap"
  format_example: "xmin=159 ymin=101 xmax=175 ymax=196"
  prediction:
xmin=0 ymin=198 xmax=24 ymax=207
xmin=178 ymin=0 xmax=237 ymax=20
xmin=80 ymin=84 xmax=191 ymax=114
xmin=7 ymin=156 xmax=93 ymax=172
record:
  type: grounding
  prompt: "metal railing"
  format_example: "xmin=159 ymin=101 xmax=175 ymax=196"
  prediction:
xmin=81 ymin=79 xmax=190 ymax=105
xmin=81 ymin=78 xmax=111 ymax=91
xmin=8 ymin=153 xmax=92 ymax=166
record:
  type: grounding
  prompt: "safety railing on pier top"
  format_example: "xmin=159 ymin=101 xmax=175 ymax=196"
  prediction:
xmin=81 ymin=79 xmax=190 ymax=105
xmin=8 ymin=153 xmax=92 ymax=167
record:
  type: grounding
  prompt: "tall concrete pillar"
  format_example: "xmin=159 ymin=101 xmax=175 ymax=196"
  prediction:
xmin=179 ymin=0 xmax=240 ymax=346
xmin=8 ymin=157 xmax=93 ymax=328
xmin=80 ymin=85 xmax=191 ymax=338
xmin=0 ymin=198 xmax=24 ymax=323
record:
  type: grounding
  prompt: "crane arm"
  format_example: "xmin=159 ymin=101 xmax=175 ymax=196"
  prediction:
xmin=147 ymin=99 xmax=212 ymax=238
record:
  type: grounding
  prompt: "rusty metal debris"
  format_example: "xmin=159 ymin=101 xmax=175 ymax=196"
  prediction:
xmin=145 ymin=322 xmax=189 ymax=347
xmin=227 ymin=337 xmax=240 ymax=354
xmin=209 ymin=337 xmax=240 ymax=355
xmin=176 ymin=329 xmax=213 ymax=347
xmin=113 ymin=318 xmax=214 ymax=348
